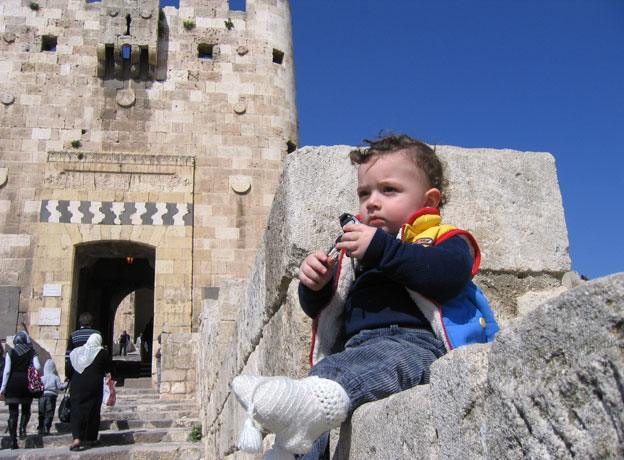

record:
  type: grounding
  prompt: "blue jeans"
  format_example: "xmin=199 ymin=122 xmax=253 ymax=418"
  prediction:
xmin=300 ymin=326 xmax=446 ymax=460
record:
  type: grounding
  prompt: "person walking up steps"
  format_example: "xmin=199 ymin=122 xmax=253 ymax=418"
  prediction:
xmin=0 ymin=331 xmax=41 ymax=449
xmin=68 ymin=333 xmax=112 ymax=451
xmin=65 ymin=312 xmax=100 ymax=380
xmin=37 ymin=359 xmax=67 ymax=435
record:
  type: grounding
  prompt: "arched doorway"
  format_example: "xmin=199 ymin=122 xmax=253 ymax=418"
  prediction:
xmin=72 ymin=241 xmax=155 ymax=382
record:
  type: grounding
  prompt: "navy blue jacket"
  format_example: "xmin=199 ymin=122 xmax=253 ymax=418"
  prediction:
xmin=299 ymin=228 xmax=473 ymax=339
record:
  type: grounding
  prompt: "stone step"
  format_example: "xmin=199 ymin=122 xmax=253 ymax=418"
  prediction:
xmin=0 ymin=400 xmax=196 ymax=415
xmin=114 ymin=387 xmax=158 ymax=393
xmin=86 ymin=410 xmax=197 ymax=421
xmin=102 ymin=405 xmax=198 ymax=413
xmin=117 ymin=378 xmax=153 ymax=389
xmin=0 ymin=441 xmax=203 ymax=459
xmin=0 ymin=386 xmax=201 ymax=458
xmin=0 ymin=415 xmax=200 ymax=433
xmin=1 ymin=426 xmax=192 ymax=449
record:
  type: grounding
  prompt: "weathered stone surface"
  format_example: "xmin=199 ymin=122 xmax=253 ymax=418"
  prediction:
xmin=484 ymin=273 xmax=624 ymax=459
xmin=160 ymin=332 xmax=198 ymax=396
xmin=280 ymin=145 xmax=570 ymax=276
xmin=333 ymin=274 xmax=623 ymax=459
xmin=476 ymin=271 xmax=563 ymax=324
xmin=334 ymin=385 xmax=439 ymax=460
xmin=429 ymin=344 xmax=491 ymax=460
xmin=436 ymin=146 xmax=570 ymax=273
xmin=516 ymin=285 xmax=567 ymax=317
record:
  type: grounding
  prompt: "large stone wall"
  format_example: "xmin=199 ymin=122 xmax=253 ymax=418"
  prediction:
xmin=198 ymin=144 xmax=573 ymax=458
xmin=0 ymin=0 xmax=296 ymax=371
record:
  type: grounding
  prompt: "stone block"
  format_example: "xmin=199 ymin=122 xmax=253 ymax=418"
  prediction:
xmin=31 ymin=127 xmax=51 ymax=140
xmin=275 ymin=146 xmax=569 ymax=277
xmin=171 ymin=382 xmax=186 ymax=394
xmin=484 ymin=273 xmax=624 ymax=459
xmin=0 ymin=286 xmax=20 ymax=339
xmin=429 ymin=344 xmax=491 ymax=460
xmin=335 ymin=384 xmax=438 ymax=460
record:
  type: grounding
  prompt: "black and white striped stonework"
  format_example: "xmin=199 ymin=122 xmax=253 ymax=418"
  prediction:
xmin=39 ymin=200 xmax=193 ymax=226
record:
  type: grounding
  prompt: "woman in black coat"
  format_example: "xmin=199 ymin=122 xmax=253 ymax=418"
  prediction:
xmin=0 ymin=331 xmax=41 ymax=449
xmin=68 ymin=333 xmax=112 ymax=451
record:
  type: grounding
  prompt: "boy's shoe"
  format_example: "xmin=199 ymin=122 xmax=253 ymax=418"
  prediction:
xmin=231 ymin=375 xmax=349 ymax=455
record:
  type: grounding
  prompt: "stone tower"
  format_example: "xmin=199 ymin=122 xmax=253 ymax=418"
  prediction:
xmin=0 ymin=0 xmax=297 ymax=378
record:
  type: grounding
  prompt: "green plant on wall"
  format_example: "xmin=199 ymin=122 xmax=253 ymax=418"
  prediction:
xmin=29 ymin=2 xmax=40 ymax=11
xmin=70 ymin=140 xmax=82 ymax=149
xmin=188 ymin=424 xmax=202 ymax=442
xmin=183 ymin=19 xmax=195 ymax=30
xmin=224 ymin=18 xmax=234 ymax=30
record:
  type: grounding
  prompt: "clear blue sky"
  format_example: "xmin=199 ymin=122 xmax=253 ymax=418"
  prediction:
xmin=291 ymin=1 xmax=624 ymax=280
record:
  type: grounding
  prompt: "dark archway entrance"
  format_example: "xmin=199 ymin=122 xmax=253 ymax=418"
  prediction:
xmin=72 ymin=241 xmax=155 ymax=383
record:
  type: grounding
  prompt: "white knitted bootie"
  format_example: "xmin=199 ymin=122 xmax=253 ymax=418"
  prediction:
xmin=231 ymin=375 xmax=350 ymax=455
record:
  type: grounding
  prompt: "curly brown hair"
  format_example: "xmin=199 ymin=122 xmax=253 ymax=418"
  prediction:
xmin=349 ymin=133 xmax=448 ymax=208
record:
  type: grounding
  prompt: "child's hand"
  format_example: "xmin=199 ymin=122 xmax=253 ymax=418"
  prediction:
xmin=336 ymin=223 xmax=377 ymax=260
xmin=299 ymin=250 xmax=337 ymax=291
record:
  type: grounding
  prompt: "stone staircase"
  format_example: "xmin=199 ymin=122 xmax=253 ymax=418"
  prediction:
xmin=0 ymin=381 xmax=203 ymax=459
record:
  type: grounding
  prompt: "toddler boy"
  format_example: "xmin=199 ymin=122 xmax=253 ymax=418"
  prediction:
xmin=38 ymin=359 xmax=67 ymax=435
xmin=232 ymin=134 xmax=498 ymax=459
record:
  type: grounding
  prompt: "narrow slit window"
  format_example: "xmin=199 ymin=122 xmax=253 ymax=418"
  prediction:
xmin=198 ymin=43 xmax=214 ymax=59
xmin=228 ymin=0 xmax=246 ymax=11
xmin=272 ymin=48 xmax=284 ymax=64
xmin=121 ymin=44 xmax=132 ymax=60
xmin=41 ymin=35 xmax=57 ymax=52
xmin=139 ymin=46 xmax=149 ymax=80
xmin=104 ymin=43 xmax=115 ymax=78
xmin=125 ymin=14 xmax=132 ymax=35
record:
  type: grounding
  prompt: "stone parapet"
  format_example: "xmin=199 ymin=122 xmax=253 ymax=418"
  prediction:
xmin=159 ymin=331 xmax=198 ymax=398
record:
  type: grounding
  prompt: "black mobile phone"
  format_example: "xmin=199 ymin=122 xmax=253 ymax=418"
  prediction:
xmin=327 ymin=213 xmax=361 ymax=260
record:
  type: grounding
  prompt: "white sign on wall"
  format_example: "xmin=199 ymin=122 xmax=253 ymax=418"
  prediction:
xmin=42 ymin=284 xmax=62 ymax=297
xmin=39 ymin=308 xmax=62 ymax=326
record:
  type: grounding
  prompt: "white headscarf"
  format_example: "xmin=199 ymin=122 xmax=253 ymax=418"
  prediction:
xmin=69 ymin=333 xmax=103 ymax=374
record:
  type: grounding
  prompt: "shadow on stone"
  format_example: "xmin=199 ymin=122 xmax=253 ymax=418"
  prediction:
xmin=24 ymin=434 xmax=44 ymax=448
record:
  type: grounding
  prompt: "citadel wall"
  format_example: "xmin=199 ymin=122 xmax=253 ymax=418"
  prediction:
xmin=0 ymin=0 xmax=297 ymax=376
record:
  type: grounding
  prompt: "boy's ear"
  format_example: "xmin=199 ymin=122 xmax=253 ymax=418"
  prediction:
xmin=424 ymin=188 xmax=441 ymax=208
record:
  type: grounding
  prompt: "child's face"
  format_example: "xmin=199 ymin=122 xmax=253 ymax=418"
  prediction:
xmin=357 ymin=150 xmax=440 ymax=234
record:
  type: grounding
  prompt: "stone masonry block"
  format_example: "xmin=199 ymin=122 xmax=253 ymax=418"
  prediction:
xmin=484 ymin=273 xmax=624 ymax=459
xmin=335 ymin=384 xmax=438 ymax=460
xmin=429 ymin=343 xmax=492 ymax=460
xmin=162 ymin=369 xmax=187 ymax=382
xmin=276 ymin=146 xmax=569 ymax=277
xmin=31 ymin=128 xmax=51 ymax=140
